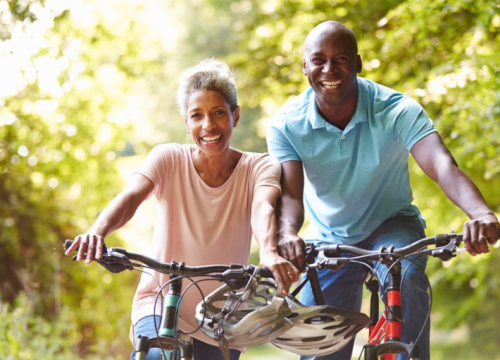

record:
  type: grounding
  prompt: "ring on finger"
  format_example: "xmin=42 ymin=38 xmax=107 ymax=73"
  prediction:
xmin=287 ymin=271 xmax=294 ymax=278
xmin=479 ymin=235 xmax=489 ymax=242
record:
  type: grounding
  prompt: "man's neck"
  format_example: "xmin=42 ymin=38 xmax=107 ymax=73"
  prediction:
xmin=317 ymin=90 xmax=359 ymax=131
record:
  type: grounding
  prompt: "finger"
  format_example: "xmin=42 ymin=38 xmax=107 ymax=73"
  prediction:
xmin=463 ymin=224 xmax=475 ymax=256
xmin=287 ymin=261 xmax=300 ymax=281
xmin=65 ymin=238 xmax=80 ymax=255
xmin=274 ymin=271 xmax=287 ymax=296
xmin=470 ymin=224 xmax=482 ymax=255
xmin=294 ymin=243 xmax=306 ymax=272
xmin=77 ymin=235 xmax=88 ymax=261
xmin=95 ymin=236 xmax=104 ymax=260
xmin=477 ymin=233 xmax=490 ymax=254
xmin=85 ymin=235 xmax=97 ymax=264
xmin=486 ymin=226 xmax=499 ymax=246
xmin=468 ymin=221 xmax=488 ymax=254
xmin=278 ymin=242 xmax=298 ymax=266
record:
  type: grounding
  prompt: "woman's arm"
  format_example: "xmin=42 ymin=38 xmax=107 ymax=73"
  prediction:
xmin=251 ymin=185 xmax=299 ymax=295
xmin=411 ymin=132 xmax=499 ymax=255
xmin=65 ymin=173 xmax=154 ymax=264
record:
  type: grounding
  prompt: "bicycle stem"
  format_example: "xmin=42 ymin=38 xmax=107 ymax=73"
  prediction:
xmin=159 ymin=275 xmax=182 ymax=337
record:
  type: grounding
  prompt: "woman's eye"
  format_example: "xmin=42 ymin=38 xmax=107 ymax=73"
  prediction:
xmin=214 ymin=110 xmax=225 ymax=115
xmin=190 ymin=113 xmax=201 ymax=119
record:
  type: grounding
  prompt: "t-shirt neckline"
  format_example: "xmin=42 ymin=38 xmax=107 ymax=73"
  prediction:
xmin=187 ymin=145 xmax=245 ymax=190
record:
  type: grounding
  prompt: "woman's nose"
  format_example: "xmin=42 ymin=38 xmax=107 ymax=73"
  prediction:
xmin=202 ymin=116 xmax=216 ymax=130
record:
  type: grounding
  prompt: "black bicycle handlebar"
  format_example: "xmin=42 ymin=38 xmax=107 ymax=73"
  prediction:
xmin=314 ymin=232 xmax=462 ymax=259
xmin=63 ymin=240 xmax=273 ymax=278
xmin=65 ymin=230 xmax=496 ymax=280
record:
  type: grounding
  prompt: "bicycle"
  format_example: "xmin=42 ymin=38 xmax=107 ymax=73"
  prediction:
xmin=286 ymin=231 xmax=490 ymax=360
xmin=64 ymin=231 xmax=490 ymax=360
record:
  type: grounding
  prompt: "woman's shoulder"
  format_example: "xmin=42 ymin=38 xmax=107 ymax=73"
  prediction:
xmin=148 ymin=143 xmax=192 ymax=157
xmin=238 ymin=151 xmax=280 ymax=171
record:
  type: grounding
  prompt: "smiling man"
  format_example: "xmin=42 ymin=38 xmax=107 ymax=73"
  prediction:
xmin=266 ymin=21 xmax=499 ymax=360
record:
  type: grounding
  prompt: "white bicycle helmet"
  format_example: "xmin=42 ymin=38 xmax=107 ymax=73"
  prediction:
xmin=195 ymin=278 xmax=293 ymax=348
xmin=271 ymin=296 xmax=371 ymax=356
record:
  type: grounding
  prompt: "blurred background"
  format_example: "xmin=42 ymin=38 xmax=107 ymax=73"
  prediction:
xmin=1 ymin=0 xmax=500 ymax=359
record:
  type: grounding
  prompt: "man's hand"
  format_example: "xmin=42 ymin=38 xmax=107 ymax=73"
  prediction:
xmin=259 ymin=250 xmax=299 ymax=296
xmin=463 ymin=212 xmax=499 ymax=256
xmin=277 ymin=234 xmax=306 ymax=272
xmin=65 ymin=233 xmax=105 ymax=265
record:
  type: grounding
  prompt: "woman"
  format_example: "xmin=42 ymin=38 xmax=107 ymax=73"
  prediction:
xmin=65 ymin=59 xmax=298 ymax=360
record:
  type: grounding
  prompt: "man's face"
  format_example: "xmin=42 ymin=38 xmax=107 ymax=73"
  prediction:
xmin=303 ymin=28 xmax=362 ymax=109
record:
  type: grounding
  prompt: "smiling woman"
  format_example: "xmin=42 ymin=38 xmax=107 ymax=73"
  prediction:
xmin=185 ymin=89 xmax=240 ymax=171
xmin=65 ymin=58 xmax=299 ymax=360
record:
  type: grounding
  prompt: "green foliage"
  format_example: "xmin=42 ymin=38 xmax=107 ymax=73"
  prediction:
xmin=1 ymin=0 xmax=155 ymax=357
xmin=0 ymin=292 xmax=128 ymax=359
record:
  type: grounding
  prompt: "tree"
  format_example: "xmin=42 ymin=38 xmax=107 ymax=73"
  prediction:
xmin=0 ymin=0 xmax=165 ymax=357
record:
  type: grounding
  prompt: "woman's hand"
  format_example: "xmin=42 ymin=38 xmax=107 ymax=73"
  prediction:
xmin=259 ymin=250 xmax=300 ymax=296
xmin=65 ymin=233 xmax=105 ymax=265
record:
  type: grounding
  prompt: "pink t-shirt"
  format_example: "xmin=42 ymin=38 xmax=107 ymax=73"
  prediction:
xmin=130 ymin=143 xmax=281 ymax=346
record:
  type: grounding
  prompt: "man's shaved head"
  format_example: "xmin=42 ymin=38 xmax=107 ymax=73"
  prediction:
xmin=304 ymin=21 xmax=358 ymax=56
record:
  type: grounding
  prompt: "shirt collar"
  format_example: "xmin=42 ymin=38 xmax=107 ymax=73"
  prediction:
xmin=307 ymin=78 xmax=368 ymax=133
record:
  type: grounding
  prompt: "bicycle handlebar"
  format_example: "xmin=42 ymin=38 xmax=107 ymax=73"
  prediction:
xmin=315 ymin=232 xmax=462 ymax=259
xmin=63 ymin=240 xmax=273 ymax=279
xmin=65 ymin=230 xmax=496 ymax=280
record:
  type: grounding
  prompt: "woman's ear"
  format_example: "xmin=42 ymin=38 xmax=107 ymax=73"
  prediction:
xmin=233 ymin=106 xmax=241 ymax=128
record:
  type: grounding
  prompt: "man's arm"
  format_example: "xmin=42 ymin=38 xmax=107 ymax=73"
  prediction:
xmin=251 ymin=185 xmax=299 ymax=295
xmin=411 ymin=132 xmax=499 ymax=255
xmin=65 ymin=173 xmax=154 ymax=264
xmin=275 ymin=160 xmax=307 ymax=270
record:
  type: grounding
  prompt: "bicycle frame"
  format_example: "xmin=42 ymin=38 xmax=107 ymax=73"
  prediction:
xmin=301 ymin=250 xmax=419 ymax=360
xmin=135 ymin=275 xmax=193 ymax=360
xmin=363 ymin=262 xmax=418 ymax=360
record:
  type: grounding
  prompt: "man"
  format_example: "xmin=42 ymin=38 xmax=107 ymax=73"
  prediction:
xmin=266 ymin=20 xmax=499 ymax=360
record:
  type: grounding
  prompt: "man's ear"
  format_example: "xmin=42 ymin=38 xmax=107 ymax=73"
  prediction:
xmin=302 ymin=58 xmax=307 ymax=75
xmin=356 ymin=55 xmax=363 ymax=74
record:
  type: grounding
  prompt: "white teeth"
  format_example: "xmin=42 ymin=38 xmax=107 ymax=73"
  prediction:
xmin=202 ymin=134 xmax=221 ymax=143
xmin=322 ymin=81 xmax=341 ymax=89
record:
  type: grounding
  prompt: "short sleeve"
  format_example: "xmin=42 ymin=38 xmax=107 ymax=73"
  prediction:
xmin=250 ymin=153 xmax=281 ymax=193
xmin=134 ymin=144 xmax=176 ymax=198
xmin=266 ymin=116 xmax=302 ymax=163
xmin=394 ymin=97 xmax=437 ymax=150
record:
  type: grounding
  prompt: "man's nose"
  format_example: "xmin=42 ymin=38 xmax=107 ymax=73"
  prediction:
xmin=322 ymin=60 xmax=338 ymax=75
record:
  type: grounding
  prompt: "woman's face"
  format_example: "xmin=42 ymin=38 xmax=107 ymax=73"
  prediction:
xmin=185 ymin=89 xmax=239 ymax=156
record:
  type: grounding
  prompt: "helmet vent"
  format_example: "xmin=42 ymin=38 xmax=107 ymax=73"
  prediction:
xmin=302 ymin=336 xmax=327 ymax=343
xmin=305 ymin=315 xmax=335 ymax=325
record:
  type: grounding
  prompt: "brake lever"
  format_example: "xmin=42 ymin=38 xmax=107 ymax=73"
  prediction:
xmin=220 ymin=265 xmax=254 ymax=290
xmin=431 ymin=235 xmax=460 ymax=261
xmin=312 ymin=254 xmax=346 ymax=272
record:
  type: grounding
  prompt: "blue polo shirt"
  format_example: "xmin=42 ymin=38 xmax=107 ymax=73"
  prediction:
xmin=266 ymin=77 xmax=437 ymax=245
